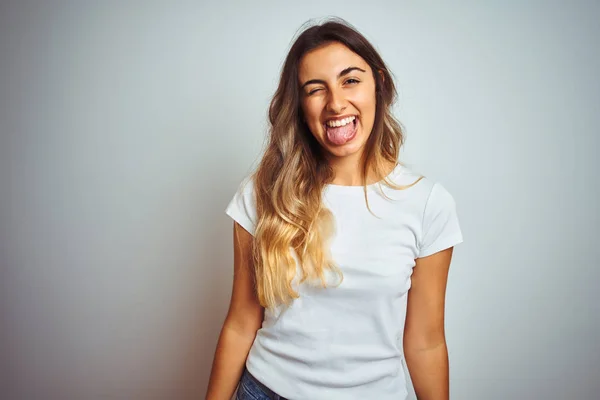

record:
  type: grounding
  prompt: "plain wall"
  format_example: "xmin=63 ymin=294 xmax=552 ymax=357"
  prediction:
xmin=1 ymin=1 xmax=598 ymax=399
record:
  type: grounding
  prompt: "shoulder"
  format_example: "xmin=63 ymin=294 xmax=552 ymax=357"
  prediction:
xmin=385 ymin=163 xmax=434 ymax=200
xmin=238 ymin=174 xmax=256 ymax=197
xmin=225 ymin=173 xmax=258 ymax=236
xmin=383 ymin=164 xmax=460 ymax=234
xmin=397 ymin=168 xmax=462 ymax=258
xmin=391 ymin=164 xmax=456 ymax=203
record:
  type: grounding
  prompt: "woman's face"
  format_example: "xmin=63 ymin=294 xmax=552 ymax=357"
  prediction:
xmin=298 ymin=41 xmax=378 ymax=160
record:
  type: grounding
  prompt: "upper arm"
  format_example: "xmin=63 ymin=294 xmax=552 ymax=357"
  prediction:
xmin=404 ymin=247 xmax=454 ymax=350
xmin=224 ymin=222 xmax=264 ymax=337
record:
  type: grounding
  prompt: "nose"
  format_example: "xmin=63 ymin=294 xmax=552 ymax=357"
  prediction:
xmin=326 ymin=87 xmax=347 ymax=114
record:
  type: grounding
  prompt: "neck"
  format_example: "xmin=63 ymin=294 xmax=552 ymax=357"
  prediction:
xmin=327 ymin=153 xmax=397 ymax=186
xmin=329 ymin=155 xmax=363 ymax=186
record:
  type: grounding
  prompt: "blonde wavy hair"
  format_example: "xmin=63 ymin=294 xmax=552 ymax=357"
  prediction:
xmin=251 ymin=18 xmax=420 ymax=308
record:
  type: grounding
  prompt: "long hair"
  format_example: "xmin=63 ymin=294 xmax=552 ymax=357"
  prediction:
xmin=252 ymin=18 xmax=413 ymax=308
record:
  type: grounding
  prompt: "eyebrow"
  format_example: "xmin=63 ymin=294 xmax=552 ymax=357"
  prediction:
xmin=300 ymin=66 xmax=367 ymax=89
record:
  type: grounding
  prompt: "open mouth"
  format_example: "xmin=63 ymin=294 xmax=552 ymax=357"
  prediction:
xmin=322 ymin=115 xmax=358 ymax=130
xmin=323 ymin=116 xmax=359 ymax=145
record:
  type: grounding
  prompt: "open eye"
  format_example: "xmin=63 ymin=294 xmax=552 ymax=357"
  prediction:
xmin=345 ymin=78 xmax=360 ymax=85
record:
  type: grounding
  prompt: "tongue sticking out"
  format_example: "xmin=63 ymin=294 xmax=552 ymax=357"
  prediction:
xmin=326 ymin=121 xmax=356 ymax=145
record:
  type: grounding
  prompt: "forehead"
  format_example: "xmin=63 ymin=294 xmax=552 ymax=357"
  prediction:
xmin=298 ymin=42 xmax=370 ymax=81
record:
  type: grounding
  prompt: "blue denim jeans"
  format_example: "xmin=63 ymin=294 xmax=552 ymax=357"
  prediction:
xmin=236 ymin=367 xmax=287 ymax=400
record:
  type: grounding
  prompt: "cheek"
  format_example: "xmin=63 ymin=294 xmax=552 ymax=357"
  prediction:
xmin=354 ymin=90 xmax=377 ymax=113
xmin=302 ymin=103 xmax=324 ymax=131
xmin=305 ymin=102 xmax=322 ymax=120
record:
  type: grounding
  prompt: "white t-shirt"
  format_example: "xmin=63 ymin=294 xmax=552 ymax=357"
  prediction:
xmin=225 ymin=163 xmax=463 ymax=400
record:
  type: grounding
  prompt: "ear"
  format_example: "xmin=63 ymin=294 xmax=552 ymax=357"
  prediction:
xmin=378 ymin=69 xmax=385 ymax=83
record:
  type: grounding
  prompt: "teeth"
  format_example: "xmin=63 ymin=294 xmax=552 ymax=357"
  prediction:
xmin=326 ymin=116 xmax=356 ymax=128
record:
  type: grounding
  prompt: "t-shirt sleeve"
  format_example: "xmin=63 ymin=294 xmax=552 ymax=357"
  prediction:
xmin=417 ymin=182 xmax=464 ymax=258
xmin=225 ymin=176 xmax=257 ymax=236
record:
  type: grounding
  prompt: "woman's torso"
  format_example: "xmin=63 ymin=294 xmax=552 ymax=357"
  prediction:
xmin=245 ymin=165 xmax=432 ymax=400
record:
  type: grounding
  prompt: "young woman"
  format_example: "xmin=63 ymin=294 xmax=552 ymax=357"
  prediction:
xmin=206 ymin=18 xmax=463 ymax=400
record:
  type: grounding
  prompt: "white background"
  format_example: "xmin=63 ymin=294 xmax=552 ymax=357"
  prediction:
xmin=1 ymin=1 xmax=598 ymax=399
